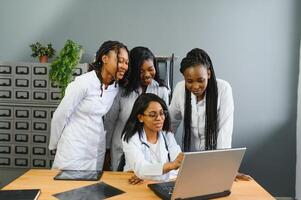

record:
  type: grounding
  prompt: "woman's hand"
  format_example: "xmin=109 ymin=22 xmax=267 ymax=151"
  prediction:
xmin=128 ymin=174 xmax=144 ymax=185
xmin=172 ymin=152 xmax=184 ymax=170
xmin=235 ymin=172 xmax=253 ymax=181
xmin=163 ymin=152 xmax=184 ymax=174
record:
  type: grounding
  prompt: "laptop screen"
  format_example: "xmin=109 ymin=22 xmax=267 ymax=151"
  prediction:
xmin=171 ymin=148 xmax=246 ymax=199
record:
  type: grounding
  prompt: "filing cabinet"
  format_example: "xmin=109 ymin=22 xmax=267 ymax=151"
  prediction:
xmin=0 ymin=77 xmax=12 ymax=87
xmin=0 ymin=107 xmax=13 ymax=119
xmin=32 ymin=133 xmax=48 ymax=144
xmin=14 ymin=133 xmax=30 ymax=144
xmin=0 ymin=133 xmax=12 ymax=143
xmin=0 ymin=156 xmax=12 ymax=167
xmin=14 ymin=145 xmax=29 ymax=155
xmin=15 ymin=78 xmax=30 ymax=88
xmin=14 ymin=156 xmax=30 ymax=168
xmin=0 ymin=62 xmax=88 ymax=168
xmin=15 ymin=108 xmax=31 ymax=119
xmin=0 ymin=65 xmax=12 ymax=74
xmin=0 ymin=90 xmax=12 ymax=100
xmin=0 ymin=120 xmax=12 ymax=130
xmin=0 ymin=145 xmax=11 ymax=154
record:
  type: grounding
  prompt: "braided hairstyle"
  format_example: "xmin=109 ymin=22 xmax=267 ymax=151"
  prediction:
xmin=89 ymin=40 xmax=130 ymax=88
xmin=180 ymin=48 xmax=218 ymax=151
xmin=124 ymin=46 xmax=166 ymax=96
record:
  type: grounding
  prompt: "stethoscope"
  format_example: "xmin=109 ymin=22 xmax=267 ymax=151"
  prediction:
xmin=139 ymin=132 xmax=171 ymax=162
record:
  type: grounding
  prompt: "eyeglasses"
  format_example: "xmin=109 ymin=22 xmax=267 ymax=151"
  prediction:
xmin=143 ymin=110 xmax=168 ymax=119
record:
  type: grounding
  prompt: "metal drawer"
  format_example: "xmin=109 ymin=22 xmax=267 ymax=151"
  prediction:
xmin=16 ymin=66 xmax=30 ymax=75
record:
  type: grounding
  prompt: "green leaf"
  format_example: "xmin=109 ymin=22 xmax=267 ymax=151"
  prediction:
xmin=49 ymin=39 xmax=83 ymax=98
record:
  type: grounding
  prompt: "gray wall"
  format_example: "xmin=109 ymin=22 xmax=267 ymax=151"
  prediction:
xmin=0 ymin=0 xmax=300 ymax=197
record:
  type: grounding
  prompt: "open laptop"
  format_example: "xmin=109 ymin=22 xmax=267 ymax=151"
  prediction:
xmin=148 ymin=147 xmax=246 ymax=200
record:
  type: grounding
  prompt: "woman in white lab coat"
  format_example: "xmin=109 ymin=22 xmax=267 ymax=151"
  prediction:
xmin=169 ymin=48 xmax=234 ymax=152
xmin=105 ymin=46 xmax=169 ymax=171
xmin=169 ymin=48 xmax=252 ymax=181
xmin=122 ymin=93 xmax=183 ymax=183
xmin=49 ymin=41 xmax=129 ymax=170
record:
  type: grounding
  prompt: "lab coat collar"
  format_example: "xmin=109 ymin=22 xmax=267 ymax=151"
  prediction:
xmin=137 ymin=79 xmax=159 ymax=94
xmin=139 ymin=129 xmax=168 ymax=163
xmin=92 ymin=70 xmax=118 ymax=90
xmin=139 ymin=128 xmax=163 ymax=144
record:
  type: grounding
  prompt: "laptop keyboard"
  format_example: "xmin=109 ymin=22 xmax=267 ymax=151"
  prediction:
xmin=161 ymin=185 xmax=174 ymax=195
xmin=148 ymin=181 xmax=175 ymax=200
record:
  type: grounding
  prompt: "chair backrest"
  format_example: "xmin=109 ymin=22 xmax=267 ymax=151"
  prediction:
xmin=155 ymin=54 xmax=175 ymax=103
xmin=117 ymin=153 xmax=126 ymax=172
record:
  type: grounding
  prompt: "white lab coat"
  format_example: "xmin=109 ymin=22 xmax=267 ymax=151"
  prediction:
xmin=169 ymin=79 xmax=234 ymax=151
xmin=104 ymin=79 xmax=169 ymax=170
xmin=49 ymin=70 xmax=118 ymax=170
xmin=122 ymin=130 xmax=181 ymax=181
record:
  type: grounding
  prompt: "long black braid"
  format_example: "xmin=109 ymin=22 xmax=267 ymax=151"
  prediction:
xmin=180 ymin=48 xmax=218 ymax=151
xmin=89 ymin=40 xmax=129 ymax=96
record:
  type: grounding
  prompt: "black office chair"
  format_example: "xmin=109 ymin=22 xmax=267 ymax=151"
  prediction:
xmin=117 ymin=153 xmax=126 ymax=172
xmin=155 ymin=54 xmax=175 ymax=104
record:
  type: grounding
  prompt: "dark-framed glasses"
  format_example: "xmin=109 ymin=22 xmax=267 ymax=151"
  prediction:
xmin=143 ymin=110 xmax=168 ymax=119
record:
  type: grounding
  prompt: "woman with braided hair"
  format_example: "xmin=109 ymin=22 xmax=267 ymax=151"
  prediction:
xmin=49 ymin=40 xmax=129 ymax=170
xmin=169 ymin=48 xmax=252 ymax=180
xmin=169 ymin=48 xmax=233 ymax=152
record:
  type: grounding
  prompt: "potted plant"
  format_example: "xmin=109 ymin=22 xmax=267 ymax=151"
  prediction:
xmin=49 ymin=39 xmax=83 ymax=98
xmin=30 ymin=42 xmax=56 ymax=63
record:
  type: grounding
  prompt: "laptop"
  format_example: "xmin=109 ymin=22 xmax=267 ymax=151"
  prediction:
xmin=148 ymin=147 xmax=246 ymax=200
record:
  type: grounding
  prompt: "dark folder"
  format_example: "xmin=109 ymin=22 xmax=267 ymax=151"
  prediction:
xmin=54 ymin=170 xmax=102 ymax=181
xmin=53 ymin=182 xmax=125 ymax=200
xmin=0 ymin=189 xmax=41 ymax=200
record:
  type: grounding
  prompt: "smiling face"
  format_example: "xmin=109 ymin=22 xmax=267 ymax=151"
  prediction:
xmin=183 ymin=64 xmax=211 ymax=101
xmin=140 ymin=59 xmax=156 ymax=87
xmin=102 ymin=48 xmax=129 ymax=81
xmin=138 ymin=101 xmax=165 ymax=135
xmin=116 ymin=48 xmax=129 ymax=80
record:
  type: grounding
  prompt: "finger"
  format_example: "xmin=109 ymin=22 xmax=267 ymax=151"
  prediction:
xmin=133 ymin=179 xmax=141 ymax=184
xmin=128 ymin=178 xmax=134 ymax=184
xmin=128 ymin=177 xmax=136 ymax=184
xmin=135 ymin=178 xmax=143 ymax=184
xmin=240 ymin=175 xmax=253 ymax=181
xmin=236 ymin=174 xmax=252 ymax=181
xmin=132 ymin=178 xmax=141 ymax=185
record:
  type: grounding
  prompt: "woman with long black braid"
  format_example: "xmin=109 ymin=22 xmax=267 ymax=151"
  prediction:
xmin=49 ymin=40 xmax=129 ymax=170
xmin=169 ymin=48 xmax=233 ymax=152
xmin=169 ymin=48 xmax=252 ymax=181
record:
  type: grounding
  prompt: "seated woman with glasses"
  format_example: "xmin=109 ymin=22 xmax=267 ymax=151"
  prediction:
xmin=121 ymin=93 xmax=183 ymax=184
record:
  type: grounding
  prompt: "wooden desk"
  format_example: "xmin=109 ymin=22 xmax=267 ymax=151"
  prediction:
xmin=2 ymin=169 xmax=275 ymax=200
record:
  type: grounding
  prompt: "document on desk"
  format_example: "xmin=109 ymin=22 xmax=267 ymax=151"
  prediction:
xmin=53 ymin=182 xmax=125 ymax=200
xmin=54 ymin=170 xmax=103 ymax=181
xmin=0 ymin=189 xmax=40 ymax=200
